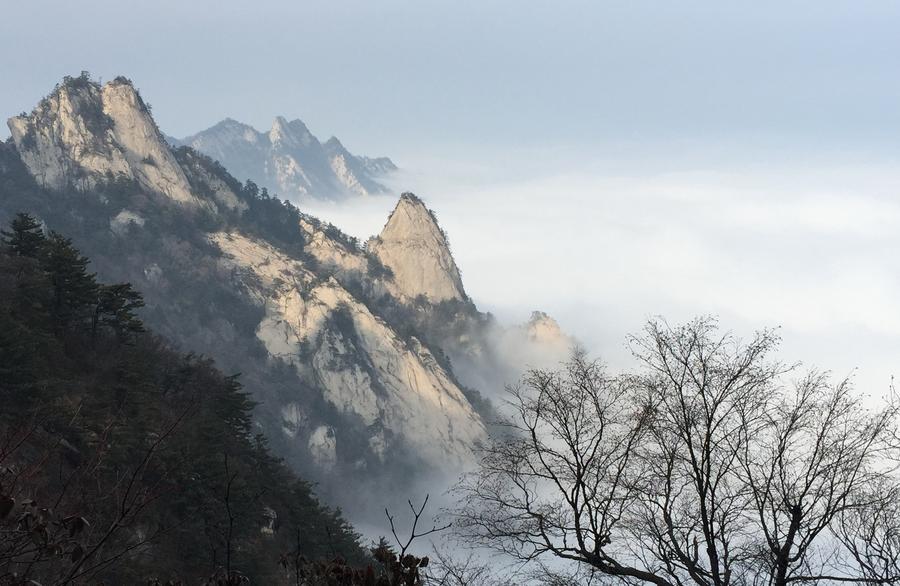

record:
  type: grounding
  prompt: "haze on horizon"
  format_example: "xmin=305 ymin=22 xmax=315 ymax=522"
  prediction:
xmin=2 ymin=0 xmax=899 ymax=395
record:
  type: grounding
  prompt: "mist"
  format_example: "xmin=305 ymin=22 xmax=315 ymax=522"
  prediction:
xmin=304 ymin=149 xmax=900 ymax=406
xmin=295 ymin=152 xmax=900 ymax=552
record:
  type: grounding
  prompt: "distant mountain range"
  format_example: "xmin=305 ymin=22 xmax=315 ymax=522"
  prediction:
xmin=171 ymin=117 xmax=397 ymax=202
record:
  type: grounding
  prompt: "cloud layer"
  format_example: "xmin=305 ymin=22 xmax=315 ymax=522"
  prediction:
xmin=304 ymin=155 xmax=900 ymax=401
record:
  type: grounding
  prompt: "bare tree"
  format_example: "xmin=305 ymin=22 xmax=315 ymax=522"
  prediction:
xmin=629 ymin=319 xmax=785 ymax=586
xmin=454 ymin=350 xmax=656 ymax=582
xmin=426 ymin=548 xmax=515 ymax=586
xmin=455 ymin=318 xmax=900 ymax=586
xmin=377 ymin=494 xmax=449 ymax=586
xmin=738 ymin=374 xmax=895 ymax=586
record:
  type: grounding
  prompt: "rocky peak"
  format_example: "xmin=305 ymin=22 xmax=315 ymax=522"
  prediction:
xmin=211 ymin=231 xmax=486 ymax=471
xmin=7 ymin=75 xmax=208 ymax=209
xmin=323 ymin=136 xmax=346 ymax=153
xmin=525 ymin=311 xmax=568 ymax=346
xmin=368 ymin=193 xmax=467 ymax=303
xmin=269 ymin=116 xmax=317 ymax=149
xmin=210 ymin=118 xmax=263 ymax=143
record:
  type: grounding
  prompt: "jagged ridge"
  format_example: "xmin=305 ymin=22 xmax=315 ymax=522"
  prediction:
xmin=177 ymin=116 xmax=397 ymax=201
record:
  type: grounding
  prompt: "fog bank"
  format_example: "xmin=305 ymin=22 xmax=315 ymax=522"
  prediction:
xmin=303 ymin=152 xmax=900 ymax=402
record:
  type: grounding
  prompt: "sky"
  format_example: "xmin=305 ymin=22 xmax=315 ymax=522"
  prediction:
xmin=2 ymin=0 xmax=899 ymax=394
xmin=3 ymin=1 xmax=900 ymax=156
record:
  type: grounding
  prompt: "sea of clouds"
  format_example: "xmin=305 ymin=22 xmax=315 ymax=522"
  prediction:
xmin=304 ymin=148 xmax=900 ymax=406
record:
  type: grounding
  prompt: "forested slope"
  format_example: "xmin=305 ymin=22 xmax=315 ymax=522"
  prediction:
xmin=0 ymin=214 xmax=367 ymax=584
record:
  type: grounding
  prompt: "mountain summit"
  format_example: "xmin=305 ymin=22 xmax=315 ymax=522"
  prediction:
xmin=178 ymin=116 xmax=396 ymax=201
xmin=368 ymin=193 xmax=467 ymax=303
xmin=7 ymin=75 xmax=218 ymax=209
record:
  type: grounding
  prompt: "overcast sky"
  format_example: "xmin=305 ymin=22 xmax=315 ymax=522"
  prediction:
xmin=3 ymin=0 xmax=899 ymax=395
xmin=3 ymin=1 xmax=899 ymax=157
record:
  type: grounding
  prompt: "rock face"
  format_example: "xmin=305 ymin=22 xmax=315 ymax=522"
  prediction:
xmin=368 ymin=193 xmax=467 ymax=303
xmin=523 ymin=311 xmax=571 ymax=352
xmin=323 ymin=137 xmax=395 ymax=197
xmin=211 ymin=231 xmax=486 ymax=469
xmin=178 ymin=117 xmax=396 ymax=201
xmin=7 ymin=76 xmax=212 ymax=209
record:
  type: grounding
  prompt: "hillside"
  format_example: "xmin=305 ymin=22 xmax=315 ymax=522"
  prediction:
xmin=0 ymin=214 xmax=366 ymax=583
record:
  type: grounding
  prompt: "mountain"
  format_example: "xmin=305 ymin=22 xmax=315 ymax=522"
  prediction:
xmin=210 ymin=230 xmax=486 ymax=470
xmin=368 ymin=194 xmax=467 ymax=303
xmin=0 ymin=219 xmax=367 ymax=582
xmin=176 ymin=116 xmax=397 ymax=202
xmin=8 ymin=76 xmax=246 ymax=214
xmin=0 ymin=73 xmax=571 ymax=520
xmin=9 ymin=76 xmax=227 ymax=211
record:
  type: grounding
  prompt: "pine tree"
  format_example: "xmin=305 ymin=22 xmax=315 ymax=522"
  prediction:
xmin=0 ymin=314 xmax=37 ymax=398
xmin=242 ymin=180 xmax=259 ymax=200
xmin=40 ymin=232 xmax=99 ymax=330
xmin=1 ymin=212 xmax=45 ymax=257
xmin=93 ymin=282 xmax=145 ymax=338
